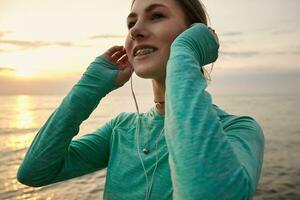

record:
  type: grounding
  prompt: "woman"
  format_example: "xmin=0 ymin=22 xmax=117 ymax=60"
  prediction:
xmin=17 ymin=0 xmax=264 ymax=199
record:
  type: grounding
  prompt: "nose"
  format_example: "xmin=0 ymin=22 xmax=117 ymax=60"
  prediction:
xmin=129 ymin=21 xmax=149 ymax=41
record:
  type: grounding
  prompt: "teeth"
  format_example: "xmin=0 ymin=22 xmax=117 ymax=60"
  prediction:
xmin=135 ymin=48 xmax=155 ymax=56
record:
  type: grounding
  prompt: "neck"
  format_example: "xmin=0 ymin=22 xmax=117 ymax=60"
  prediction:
xmin=152 ymin=79 xmax=165 ymax=116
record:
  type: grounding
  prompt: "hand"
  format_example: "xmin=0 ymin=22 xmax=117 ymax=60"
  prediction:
xmin=190 ymin=23 xmax=219 ymax=49
xmin=102 ymin=45 xmax=134 ymax=87
xmin=171 ymin=23 xmax=219 ymax=66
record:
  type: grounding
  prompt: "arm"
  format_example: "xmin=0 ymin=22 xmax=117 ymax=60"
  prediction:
xmin=17 ymin=56 xmax=120 ymax=187
xmin=165 ymin=23 xmax=264 ymax=199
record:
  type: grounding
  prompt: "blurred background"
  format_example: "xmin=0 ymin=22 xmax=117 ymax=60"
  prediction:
xmin=0 ymin=0 xmax=299 ymax=199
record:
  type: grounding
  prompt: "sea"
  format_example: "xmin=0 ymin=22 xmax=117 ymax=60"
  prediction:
xmin=0 ymin=94 xmax=299 ymax=200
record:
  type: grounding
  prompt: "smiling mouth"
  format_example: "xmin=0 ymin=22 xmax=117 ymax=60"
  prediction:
xmin=134 ymin=49 xmax=157 ymax=59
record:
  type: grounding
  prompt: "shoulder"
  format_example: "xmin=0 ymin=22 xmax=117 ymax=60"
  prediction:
xmin=213 ymin=104 xmax=264 ymax=143
xmin=109 ymin=111 xmax=138 ymax=130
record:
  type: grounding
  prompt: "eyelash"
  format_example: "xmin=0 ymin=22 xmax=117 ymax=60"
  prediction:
xmin=127 ymin=13 xmax=164 ymax=29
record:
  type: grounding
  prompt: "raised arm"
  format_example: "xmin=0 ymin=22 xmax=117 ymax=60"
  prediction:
xmin=17 ymin=55 xmax=121 ymax=187
xmin=165 ymin=23 xmax=264 ymax=199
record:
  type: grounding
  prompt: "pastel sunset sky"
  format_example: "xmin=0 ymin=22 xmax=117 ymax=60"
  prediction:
xmin=0 ymin=0 xmax=299 ymax=95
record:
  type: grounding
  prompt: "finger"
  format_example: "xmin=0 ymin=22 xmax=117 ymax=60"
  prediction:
xmin=116 ymin=54 xmax=128 ymax=65
xmin=118 ymin=58 xmax=131 ymax=70
xmin=105 ymin=45 xmax=123 ymax=57
xmin=111 ymin=49 xmax=126 ymax=63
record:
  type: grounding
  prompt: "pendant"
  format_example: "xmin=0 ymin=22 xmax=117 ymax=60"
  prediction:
xmin=143 ymin=147 xmax=149 ymax=154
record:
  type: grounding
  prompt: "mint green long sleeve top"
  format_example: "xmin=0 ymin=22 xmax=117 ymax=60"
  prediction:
xmin=17 ymin=23 xmax=264 ymax=200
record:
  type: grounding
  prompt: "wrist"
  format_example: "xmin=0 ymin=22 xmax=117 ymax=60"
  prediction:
xmin=79 ymin=56 xmax=119 ymax=93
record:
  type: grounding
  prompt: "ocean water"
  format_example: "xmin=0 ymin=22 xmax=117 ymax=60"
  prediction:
xmin=0 ymin=94 xmax=299 ymax=200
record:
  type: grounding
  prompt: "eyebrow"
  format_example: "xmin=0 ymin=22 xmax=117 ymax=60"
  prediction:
xmin=127 ymin=3 xmax=168 ymax=20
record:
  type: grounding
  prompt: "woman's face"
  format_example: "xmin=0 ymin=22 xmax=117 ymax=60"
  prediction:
xmin=125 ymin=0 xmax=189 ymax=80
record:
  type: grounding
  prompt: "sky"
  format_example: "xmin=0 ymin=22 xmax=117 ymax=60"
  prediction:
xmin=0 ymin=0 xmax=299 ymax=95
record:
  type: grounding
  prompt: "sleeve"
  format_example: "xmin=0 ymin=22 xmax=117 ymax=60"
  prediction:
xmin=17 ymin=55 xmax=120 ymax=187
xmin=165 ymin=23 xmax=265 ymax=200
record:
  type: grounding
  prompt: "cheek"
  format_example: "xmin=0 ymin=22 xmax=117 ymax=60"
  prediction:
xmin=161 ymin=29 xmax=184 ymax=48
xmin=159 ymin=30 xmax=185 ymax=62
xmin=169 ymin=30 xmax=184 ymax=44
xmin=124 ymin=36 xmax=132 ymax=58
xmin=161 ymin=33 xmax=179 ymax=55
xmin=167 ymin=22 xmax=188 ymax=43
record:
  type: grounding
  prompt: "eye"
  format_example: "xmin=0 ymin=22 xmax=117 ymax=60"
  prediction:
xmin=151 ymin=12 xmax=164 ymax=20
xmin=127 ymin=13 xmax=164 ymax=29
xmin=127 ymin=21 xmax=136 ymax=29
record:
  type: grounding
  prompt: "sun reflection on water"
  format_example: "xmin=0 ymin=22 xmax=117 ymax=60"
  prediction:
xmin=15 ymin=96 xmax=36 ymax=129
xmin=8 ymin=133 xmax=34 ymax=151
xmin=0 ymin=96 xmax=41 ymax=200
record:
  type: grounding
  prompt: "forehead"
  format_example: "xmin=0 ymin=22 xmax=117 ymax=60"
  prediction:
xmin=128 ymin=0 xmax=183 ymax=19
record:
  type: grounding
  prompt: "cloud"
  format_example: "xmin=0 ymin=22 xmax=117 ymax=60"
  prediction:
xmin=210 ymin=68 xmax=300 ymax=95
xmin=0 ymin=67 xmax=15 ymax=74
xmin=0 ymin=39 xmax=74 ymax=50
xmin=220 ymin=49 xmax=300 ymax=58
xmin=0 ymin=31 xmax=77 ymax=51
xmin=221 ymin=31 xmax=243 ymax=37
xmin=271 ymin=50 xmax=300 ymax=55
xmin=0 ymin=49 xmax=12 ymax=53
xmin=272 ymin=30 xmax=290 ymax=35
xmin=89 ymin=34 xmax=125 ymax=40
xmin=0 ymin=67 xmax=16 ymax=75
xmin=220 ymin=51 xmax=260 ymax=57
xmin=0 ymin=31 xmax=12 ymax=38
xmin=271 ymin=28 xmax=300 ymax=35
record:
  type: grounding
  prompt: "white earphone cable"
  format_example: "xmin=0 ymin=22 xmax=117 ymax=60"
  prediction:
xmin=130 ymin=74 xmax=164 ymax=200
xmin=130 ymin=74 xmax=150 ymax=200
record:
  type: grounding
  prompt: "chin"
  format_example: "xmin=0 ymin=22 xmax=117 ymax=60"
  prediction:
xmin=130 ymin=57 xmax=167 ymax=79
xmin=133 ymin=66 xmax=166 ymax=81
xmin=134 ymin=67 xmax=154 ymax=79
